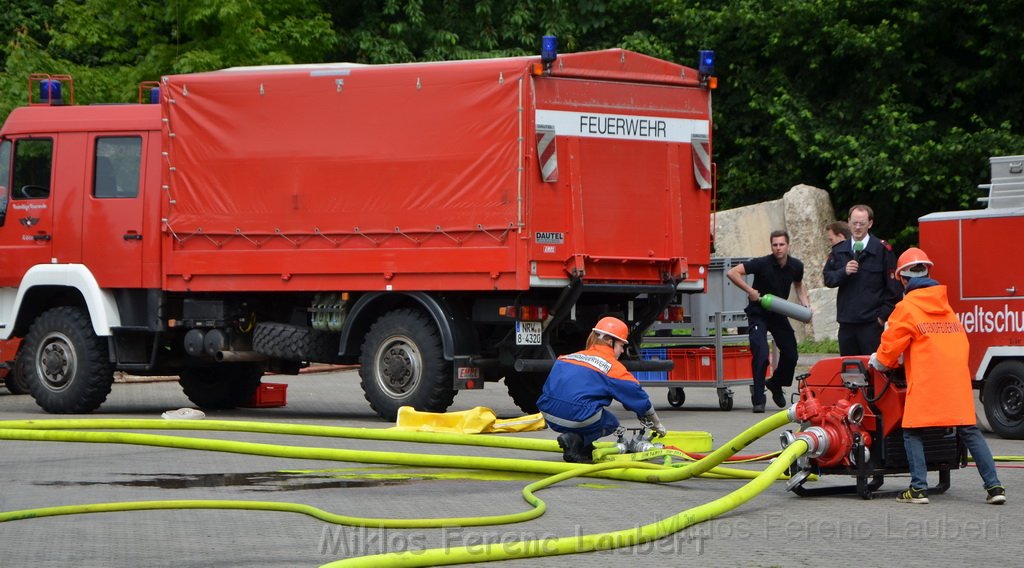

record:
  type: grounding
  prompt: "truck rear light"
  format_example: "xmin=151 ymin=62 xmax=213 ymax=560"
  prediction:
xmin=499 ymin=305 xmax=548 ymax=321
xmin=658 ymin=306 xmax=685 ymax=322
xmin=520 ymin=306 xmax=547 ymax=321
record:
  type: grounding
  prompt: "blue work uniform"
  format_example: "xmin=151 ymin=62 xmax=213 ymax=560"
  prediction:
xmin=537 ymin=344 xmax=653 ymax=447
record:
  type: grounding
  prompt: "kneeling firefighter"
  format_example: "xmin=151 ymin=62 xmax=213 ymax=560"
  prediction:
xmin=537 ymin=316 xmax=667 ymax=463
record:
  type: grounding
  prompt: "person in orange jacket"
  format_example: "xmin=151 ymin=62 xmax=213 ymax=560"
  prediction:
xmin=869 ymin=248 xmax=1005 ymax=505
xmin=537 ymin=316 xmax=666 ymax=463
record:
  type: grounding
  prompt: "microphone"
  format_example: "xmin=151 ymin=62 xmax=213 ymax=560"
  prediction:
xmin=853 ymin=241 xmax=864 ymax=261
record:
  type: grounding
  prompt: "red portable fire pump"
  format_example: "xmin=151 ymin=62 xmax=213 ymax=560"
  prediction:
xmin=782 ymin=356 xmax=965 ymax=499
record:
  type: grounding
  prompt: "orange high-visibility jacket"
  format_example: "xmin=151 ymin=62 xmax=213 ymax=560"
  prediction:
xmin=875 ymin=283 xmax=975 ymax=428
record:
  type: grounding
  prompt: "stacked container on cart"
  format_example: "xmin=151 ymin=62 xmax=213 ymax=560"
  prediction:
xmin=641 ymin=257 xmax=757 ymax=410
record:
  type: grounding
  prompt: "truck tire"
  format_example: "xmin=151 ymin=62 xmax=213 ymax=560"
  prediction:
xmin=179 ymin=363 xmax=264 ymax=409
xmin=506 ymin=372 xmax=547 ymax=414
xmin=23 ymin=307 xmax=114 ymax=413
xmin=359 ymin=309 xmax=455 ymax=421
xmin=983 ymin=361 xmax=1024 ymax=439
xmin=253 ymin=322 xmax=340 ymax=363
xmin=4 ymin=350 xmax=31 ymax=394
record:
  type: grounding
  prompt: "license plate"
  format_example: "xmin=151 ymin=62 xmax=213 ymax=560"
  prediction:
xmin=515 ymin=321 xmax=543 ymax=345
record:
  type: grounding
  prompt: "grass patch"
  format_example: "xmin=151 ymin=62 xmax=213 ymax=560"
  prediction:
xmin=798 ymin=338 xmax=839 ymax=353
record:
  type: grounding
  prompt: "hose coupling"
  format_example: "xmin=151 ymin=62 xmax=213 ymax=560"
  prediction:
xmin=790 ymin=426 xmax=830 ymax=459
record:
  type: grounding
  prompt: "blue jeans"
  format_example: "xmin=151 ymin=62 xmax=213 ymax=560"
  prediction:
xmin=902 ymin=425 xmax=1002 ymax=491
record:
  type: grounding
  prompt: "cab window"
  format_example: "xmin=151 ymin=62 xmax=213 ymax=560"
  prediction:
xmin=94 ymin=137 xmax=142 ymax=198
xmin=12 ymin=138 xmax=53 ymax=200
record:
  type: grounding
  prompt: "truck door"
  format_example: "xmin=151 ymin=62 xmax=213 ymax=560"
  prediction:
xmin=532 ymin=78 xmax=710 ymax=283
xmin=0 ymin=137 xmax=56 ymax=287
xmin=81 ymin=134 xmax=147 ymax=288
xmin=961 ymin=215 xmax=1024 ymax=299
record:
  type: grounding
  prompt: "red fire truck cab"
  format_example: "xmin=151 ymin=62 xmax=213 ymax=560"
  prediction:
xmin=0 ymin=47 xmax=716 ymax=420
xmin=919 ymin=155 xmax=1024 ymax=439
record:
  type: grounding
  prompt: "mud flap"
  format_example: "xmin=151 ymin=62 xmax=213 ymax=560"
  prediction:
xmin=453 ymin=356 xmax=483 ymax=389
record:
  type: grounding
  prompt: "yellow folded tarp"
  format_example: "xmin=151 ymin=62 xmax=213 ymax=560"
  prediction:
xmin=395 ymin=406 xmax=546 ymax=434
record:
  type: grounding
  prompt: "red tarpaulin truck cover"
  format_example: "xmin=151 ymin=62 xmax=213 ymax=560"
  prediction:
xmin=159 ymin=50 xmax=712 ymax=292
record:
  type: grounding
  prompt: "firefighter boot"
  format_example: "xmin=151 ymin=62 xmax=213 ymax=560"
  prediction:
xmin=766 ymin=381 xmax=787 ymax=408
xmin=557 ymin=433 xmax=593 ymax=463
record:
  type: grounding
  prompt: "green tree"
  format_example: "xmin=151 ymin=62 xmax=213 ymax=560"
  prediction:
xmin=2 ymin=0 xmax=1023 ymax=243
xmin=659 ymin=0 xmax=1024 ymax=243
xmin=320 ymin=0 xmax=633 ymax=63
xmin=1 ymin=0 xmax=338 ymax=116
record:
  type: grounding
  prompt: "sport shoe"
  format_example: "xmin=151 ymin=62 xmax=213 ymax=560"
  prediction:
xmin=896 ymin=487 xmax=929 ymax=504
xmin=767 ymin=382 xmax=787 ymax=408
xmin=557 ymin=433 xmax=592 ymax=463
xmin=986 ymin=486 xmax=1006 ymax=505
xmin=752 ymin=404 xmax=765 ymax=414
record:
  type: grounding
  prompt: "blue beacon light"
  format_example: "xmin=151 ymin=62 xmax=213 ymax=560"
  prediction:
xmin=541 ymin=35 xmax=558 ymax=65
xmin=698 ymin=50 xmax=715 ymax=77
xmin=40 ymin=79 xmax=63 ymax=105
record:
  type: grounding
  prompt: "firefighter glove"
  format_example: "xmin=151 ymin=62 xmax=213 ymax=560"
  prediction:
xmin=640 ymin=409 xmax=667 ymax=437
xmin=868 ymin=352 xmax=891 ymax=372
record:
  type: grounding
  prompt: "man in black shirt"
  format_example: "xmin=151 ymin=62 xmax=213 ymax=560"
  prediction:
xmin=822 ymin=204 xmax=902 ymax=355
xmin=727 ymin=230 xmax=811 ymax=412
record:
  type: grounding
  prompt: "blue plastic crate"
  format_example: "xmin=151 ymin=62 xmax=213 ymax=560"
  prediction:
xmin=636 ymin=348 xmax=669 ymax=381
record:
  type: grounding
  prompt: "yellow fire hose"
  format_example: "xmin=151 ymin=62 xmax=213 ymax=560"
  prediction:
xmin=0 ymin=410 xmax=799 ymax=566
xmin=324 ymin=442 xmax=810 ymax=567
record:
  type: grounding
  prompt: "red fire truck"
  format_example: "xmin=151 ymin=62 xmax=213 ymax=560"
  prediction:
xmin=0 ymin=46 xmax=717 ymax=420
xmin=919 ymin=155 xmax=1024 ymax=439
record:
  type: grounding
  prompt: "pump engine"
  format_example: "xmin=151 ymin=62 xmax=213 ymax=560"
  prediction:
xmin=781 ymin=356 xmax=965 ymax=499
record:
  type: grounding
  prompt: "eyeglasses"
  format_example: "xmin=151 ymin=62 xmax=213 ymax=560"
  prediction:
xmin=850 ymin=221 xmax=869 ymax=227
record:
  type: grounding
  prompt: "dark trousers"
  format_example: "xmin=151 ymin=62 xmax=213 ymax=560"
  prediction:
xmin=747 ymin=311 xmax=798 ymax=406
xmin=546 ymin=409 xmax=621 ymax=447
xmin=838 ymin=321 xmax=883 ymax=356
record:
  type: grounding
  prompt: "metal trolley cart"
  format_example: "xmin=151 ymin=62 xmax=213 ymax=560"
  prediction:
xmin=637 ymin=258 xmax=759 ymax=411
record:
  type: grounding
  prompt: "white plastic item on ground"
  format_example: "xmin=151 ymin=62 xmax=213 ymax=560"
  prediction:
xmin=161 ymin=408 xmax=206 ymax=420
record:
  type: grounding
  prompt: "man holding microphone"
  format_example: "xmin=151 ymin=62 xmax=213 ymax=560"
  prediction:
xmin=823 ymin=204 xmax=903 ymax=355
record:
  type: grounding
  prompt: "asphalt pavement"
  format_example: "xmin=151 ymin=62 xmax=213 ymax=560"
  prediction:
xmin=0 ymin=358 xmax=1020 ymax=568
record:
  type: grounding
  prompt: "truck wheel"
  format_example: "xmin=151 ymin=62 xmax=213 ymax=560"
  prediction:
xmin=23 ymin=307 xmax=114 ymax=413
xmin=506 ymin=372 xmax=547 ymax=414
xmin=667 ymin=387 xmax=685 ymax=408
xmin=359 ymin=309 xmax=455 ymax=421
xmin=4 ymin=349 xmax=31 ymax=394
xmin=717 ymin=388 xmax=734 ymax=411
xmin=179 ymin=364 xmax=264 ymax=409
xmin=253 ymin=322 xmax=340 ymax=363
xmin=983 ymin=361 xmax=1024 ymax=439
